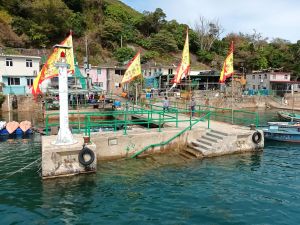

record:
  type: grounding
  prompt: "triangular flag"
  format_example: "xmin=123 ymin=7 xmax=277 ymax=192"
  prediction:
xmin=219 ymin=41 xmax=234 ymax=83
xmin=32 ymin=33 xmax=75 ymax=95
xmin=173 ymin=28 xmax=190 ymax=85
xmin=121 ymin=52 xmax=141 ymax=84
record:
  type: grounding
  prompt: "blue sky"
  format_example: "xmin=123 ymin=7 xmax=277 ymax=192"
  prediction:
xmin=121 ymin=0 xmax=300 ymax=43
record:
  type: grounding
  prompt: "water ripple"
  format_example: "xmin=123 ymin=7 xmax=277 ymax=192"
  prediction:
xmin=0 ymin=135 xmax=300 ymax=224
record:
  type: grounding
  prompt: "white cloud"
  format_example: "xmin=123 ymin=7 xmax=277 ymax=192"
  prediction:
xmin=121 ymin=0 xmax=300 ymax=43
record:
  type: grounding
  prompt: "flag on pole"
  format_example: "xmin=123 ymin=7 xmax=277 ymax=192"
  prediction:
xmin=32 ymin=33 xmax=75 ymax=95
xmin=172 ymin=28 xmax=190 ymax=88
xmin=219 ymin=41 xmax=234 ymax=83
xmin=121 ymin=52 xmax=141 ymax=84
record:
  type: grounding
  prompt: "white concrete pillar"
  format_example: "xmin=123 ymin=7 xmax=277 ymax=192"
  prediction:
xmin=54 ymin=53 xmax=76 ymax=145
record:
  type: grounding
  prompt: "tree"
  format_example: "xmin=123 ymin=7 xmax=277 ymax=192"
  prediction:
xmin=150 ymin=29 xmax=178 ymax=53
xmin=138 ymin=8 xmax=166 ymax=36
xmin=113 ymin=47 xmax=135 ymax=63
xmin=194 ymin=15 xmax=223 ymax=51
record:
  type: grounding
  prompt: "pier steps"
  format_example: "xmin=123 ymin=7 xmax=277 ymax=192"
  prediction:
xmin=180 ymin=129 xmax=230 ymax=158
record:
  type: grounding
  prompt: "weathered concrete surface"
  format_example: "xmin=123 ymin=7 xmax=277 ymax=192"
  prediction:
xmin=2 ymin=95 xmax=41 ymax=112
xmin=185 ymin=126 xmax=263 ymax=159
xmin=42 ymin=135 xmax=96 ymax=179
xmin=90 ymin=126 xmax=206 ymax=160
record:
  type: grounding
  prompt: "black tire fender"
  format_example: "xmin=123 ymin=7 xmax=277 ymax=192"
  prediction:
xmin=78 ymin=147 xmax=95 ymax=166
xmin=252 ymin=131 xmax=262 ymax=144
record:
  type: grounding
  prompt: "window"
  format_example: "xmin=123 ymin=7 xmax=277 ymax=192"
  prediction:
xmin=258 ymin=85 xmax=260 ymax=90
xmin=284 ymin=75 xmax=288 ymax=80
xmin=6 ymin=58 xmax=13 ymax=67
xmin=264 ymin=74 xmax=268 ymax=79
xmin=8 ymin=77 xmax=20 ymax=85
xmin=258 ymin=74 xmax=262 ymax=80
xmin=26 ymin=59 xmax=32 ymax=67
xmin=27 ymin=78 xmax=33 ymax=86
xmin=98 ymin=82 xmax=103 ymax=87
xmin=168 ymin=69 xmax=173 ymax=74
xmin=252 ymin=75 xmax=255 ymax=80
xmin=149 ymin=71 xmax=151 ymax=76
xmin=253 ymin=85 xmax=256 ymax=90
xmin=97 ymin=69 xmax=101 ymax=75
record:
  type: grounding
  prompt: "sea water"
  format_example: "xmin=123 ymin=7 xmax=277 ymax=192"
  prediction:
xmin=0 ymin=109 xmax=299 ymax=224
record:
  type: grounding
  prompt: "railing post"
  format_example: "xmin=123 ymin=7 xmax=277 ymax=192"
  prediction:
xmin=158 ymin=112 xmax=161 ymax=132
xmin=208 ymin=112 xmax=211 ymax=129
xmin=88 ymin=116 xmax=91 ymax=137
xmin=255 ymin=112 xmax=259 ymax=127
xmin=124 ymin=103 xmax=128 ymax=135
xmin=147 ymin=110 xmax=150 ymax=129
xmin=189 ymin=111 xmax=192 ymax=130
xmin=114 ymin=111 xmax=117 ymax=132
xmin=84 ymin=115 xmax=87 ymax=136
xmin=176 ymin=109 xmax=178 ymax=128
xmin=45 ymin=115 xmax=49 ymax=135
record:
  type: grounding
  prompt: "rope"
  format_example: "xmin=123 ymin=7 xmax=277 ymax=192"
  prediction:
xmin=0 ymin=156 xmax=42 ymax=183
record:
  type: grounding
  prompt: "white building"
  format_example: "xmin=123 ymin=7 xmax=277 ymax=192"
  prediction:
xmin=0 ymin=55 xmax=40 ymax=95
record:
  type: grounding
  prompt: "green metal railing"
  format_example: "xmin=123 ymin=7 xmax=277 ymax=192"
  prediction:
xmin=130 ymin=112 xmax=211 ymax=158
xmin=44 ymin=101 xmax=259 ymax=138
xmin=44 ymin=105 xmax=210 ymax=137
xmin=135 ymin=102 xmax=259 ymax=127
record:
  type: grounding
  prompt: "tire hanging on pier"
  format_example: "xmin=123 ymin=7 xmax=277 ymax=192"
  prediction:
xmin=252 ymin=131 xmax=262 ymax=144
xmin=78 ymin=146 xmax=95 ymax=167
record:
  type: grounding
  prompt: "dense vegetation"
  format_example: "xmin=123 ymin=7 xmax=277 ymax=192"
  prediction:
xmin=0 ymin=0 xmax=300 ymax=78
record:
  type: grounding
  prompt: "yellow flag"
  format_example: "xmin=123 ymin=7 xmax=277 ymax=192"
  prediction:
xmin=219 ymin=41 xmax=234 ymax=83
xmin=32 ymin=34 xmax=75 ymax=95
xmin=121 ymin=52 xmax=141 ymax=84
xmin=174 ymin=29 xmax=190 ymax=84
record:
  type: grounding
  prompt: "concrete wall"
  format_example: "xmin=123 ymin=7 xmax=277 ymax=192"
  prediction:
xmin=82 ymin=127 xmax=206 ymax=160
xmin=1 ymin=95 xmax=41 ymax=112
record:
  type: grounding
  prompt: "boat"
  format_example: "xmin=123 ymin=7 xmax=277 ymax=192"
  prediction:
xmin=267 ymin=121 xmax=300 ymax=127
xmin=6 ymin=121 xmax=19 ymax=134
xmin=20 ymin=120 xmax=32 ymax=132
xmin=0 ymin=121 xmax=6 ymax=130
xmin=263 ymin=124 xmax=300 ymax=142
xmin=278 ymin=111 xmax=300 ymax=122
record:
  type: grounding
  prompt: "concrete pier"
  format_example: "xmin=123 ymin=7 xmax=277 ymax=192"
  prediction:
xmin=42 ymin=135 xmax=96 ymax=179
xmin=41 ymin=109 xmax=264 ymax=178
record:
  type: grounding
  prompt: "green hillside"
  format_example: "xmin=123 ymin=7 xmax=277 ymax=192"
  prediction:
xmin=0 ymin=0 xmax=300 ymax=77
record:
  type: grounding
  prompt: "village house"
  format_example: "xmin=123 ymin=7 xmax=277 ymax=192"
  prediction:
xmin=0 ymin=54 xmax=40 ymax=95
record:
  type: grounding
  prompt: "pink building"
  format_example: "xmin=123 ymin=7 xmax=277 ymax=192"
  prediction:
xmin=80 ymin=67 xmax=107 ymax=91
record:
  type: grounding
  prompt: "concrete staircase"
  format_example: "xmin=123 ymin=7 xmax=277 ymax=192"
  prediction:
xmin=180 ymin=129 xmax=229 ymax=159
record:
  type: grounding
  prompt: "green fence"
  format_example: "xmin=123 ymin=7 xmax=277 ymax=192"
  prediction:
xmin=45 ymin=106 xmax=211 ymax=137
xmin=44 ymin=100 xmax=258 ymax=137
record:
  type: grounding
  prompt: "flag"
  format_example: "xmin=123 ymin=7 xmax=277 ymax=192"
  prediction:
xmin=32 ymin=34 xmax=75 ymax=95
xmin=173 ymin=28 xmax=190 ymax=86
xmin=121 ymin=52 xmax=141 ymax=84
xmin=219 ymin=41 xmax=234 ymax=83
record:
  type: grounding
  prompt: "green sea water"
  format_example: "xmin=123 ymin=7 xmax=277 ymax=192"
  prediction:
xmin=0 ymin=109 xmax=299 ymax=224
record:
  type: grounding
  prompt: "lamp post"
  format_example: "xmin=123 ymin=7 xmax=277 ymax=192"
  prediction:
xmin=53 ymin=45 xmax=76 ymax=145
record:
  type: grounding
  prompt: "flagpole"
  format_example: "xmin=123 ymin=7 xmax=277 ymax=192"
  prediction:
xmin=231 ymin=73 xmax=234 ymax=124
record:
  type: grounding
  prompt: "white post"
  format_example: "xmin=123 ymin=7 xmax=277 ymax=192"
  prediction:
xmin=54 ymin=51 xmax=76 ymax=145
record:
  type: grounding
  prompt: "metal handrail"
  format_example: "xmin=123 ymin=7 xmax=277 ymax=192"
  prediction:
xmin=130 ymin=112 xmax=211 ymax=158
